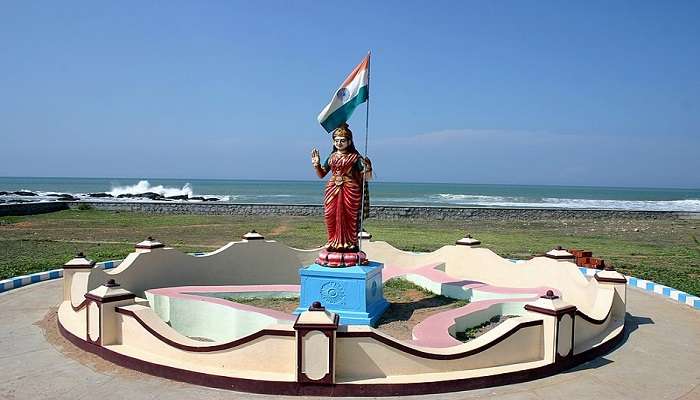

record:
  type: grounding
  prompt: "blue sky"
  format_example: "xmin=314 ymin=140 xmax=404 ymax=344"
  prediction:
xmin=1 ymin=1 xmax=698 ymax=187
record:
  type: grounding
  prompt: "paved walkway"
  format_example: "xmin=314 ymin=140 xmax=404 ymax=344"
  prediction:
xmin=1 ymin=280 xmax=698 ymax=400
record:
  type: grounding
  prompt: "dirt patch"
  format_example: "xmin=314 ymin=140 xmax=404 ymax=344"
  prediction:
xmin=269 ymin=223 xmax=291 ymax=236
xmin=375 ymin=280 xmax=467 ymax=340
xmin=374 ymin=299 xmax=460 ymax=341
xmin=8 ymin=221 xmax=33 ymax=228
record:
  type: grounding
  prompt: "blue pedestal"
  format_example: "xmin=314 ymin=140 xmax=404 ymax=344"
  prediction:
xmin=294 ymin=262 xmax=389 ymax=326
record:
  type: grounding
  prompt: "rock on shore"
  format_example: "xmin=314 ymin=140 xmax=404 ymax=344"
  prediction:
xmin=47 ymin=194 xmax=77 ymax=201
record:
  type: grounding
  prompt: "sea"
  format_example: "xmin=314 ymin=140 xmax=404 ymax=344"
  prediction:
xmin=1 ymin=177 xmax=699 ymax=212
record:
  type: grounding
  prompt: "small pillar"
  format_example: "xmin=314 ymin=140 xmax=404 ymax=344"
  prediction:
xmin=456 ymin=234 xmax=481 ymax=247
xmin=594 ymin=266 xmax=626 ymax=284
xmin=524 ymin=290 xmax=576 ymax=364
xmin=594 ymin=266 xmax=627 ymax=306
xmin=242 ymin=230 xmax=265 ymax=241
xmin=294 ymin=302 xmax=339 ymax=385
xmin=135 ymin=236 xmax=165 ymax=253
xmin=62 ymin=252 xmax=95 ymax=302
xmin=84 ymin=279 xmax=136 ymax=346
xmin=545 ymin=246 xmax=576 ymax=262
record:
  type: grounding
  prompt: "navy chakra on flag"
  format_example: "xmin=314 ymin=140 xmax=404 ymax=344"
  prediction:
xmin=336 ymin=87 xmax=349 ymax=101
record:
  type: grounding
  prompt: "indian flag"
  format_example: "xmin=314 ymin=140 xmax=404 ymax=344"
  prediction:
xmin=317 ymin=54 xmax=370 ymax=133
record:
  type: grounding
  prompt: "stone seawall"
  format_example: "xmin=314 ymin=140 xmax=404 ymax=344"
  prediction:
xmin=0 ymin=201 xmax=69 ymax=216
xmin=63 ymin=201 xmax=688 ymax=220
xmin=1 ymin=201 xmax=693 ymax=220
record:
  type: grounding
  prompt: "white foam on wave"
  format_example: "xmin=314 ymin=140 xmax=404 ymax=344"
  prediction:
xmin=435 ymin=193 xmax=514 ymax=202
xmin=108 ymin=180 xmax=193 ymax=197
xmin=373 ymin=196 xmax=436 ymax=204
xmin=187 ymin=195 xmax=231 ymax=202
xmin=426 ymin=193 xmax=700 ymax=212
xmin=540 ymin=197 xmax=700 ymax=212
xmin=35 ymin=191 xmax=64 ymax=196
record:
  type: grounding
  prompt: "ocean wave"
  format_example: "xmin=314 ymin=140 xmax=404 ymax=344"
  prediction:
xmin=435 ymin=193 xmax=509 ymax=201
xmin=540 ymin=198 xmax=700 ymax=212
xmin=3 ymin=184 xmax=699 ymax=211
xmin=0 ymin=181 xmax=234 ymax=203
xmin=431 ymin=193 xmax=538 ymax=205
xmin=424 ymin=193 xmax=700 ymax=211
xmin=108 ymin=180 xmax=193 ymax=197
xmin=373 ymin=196 xmax=438 ymax=204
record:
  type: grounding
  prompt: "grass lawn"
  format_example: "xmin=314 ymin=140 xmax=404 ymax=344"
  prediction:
xmin=1 ymin=209 xmax=698 ymax=296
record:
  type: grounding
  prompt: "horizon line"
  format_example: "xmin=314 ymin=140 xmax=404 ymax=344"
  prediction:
xmin=1 ymin=175 xmax=699 ymax=191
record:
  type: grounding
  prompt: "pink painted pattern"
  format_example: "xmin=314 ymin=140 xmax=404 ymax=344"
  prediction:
xmin=382 ymin=263 xmax=553 ymax=347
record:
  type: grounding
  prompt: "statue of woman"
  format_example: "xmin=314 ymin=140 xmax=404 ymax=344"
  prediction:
xmin=311 ymin=123 xmax=372 ymax=265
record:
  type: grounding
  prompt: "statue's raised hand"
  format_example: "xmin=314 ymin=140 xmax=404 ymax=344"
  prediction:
xmin=311 ymin=148 xmax=321 ymax=166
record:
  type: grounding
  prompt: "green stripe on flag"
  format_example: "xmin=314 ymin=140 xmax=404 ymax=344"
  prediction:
xmin=320 ymin=86 xmax=369 ymax=133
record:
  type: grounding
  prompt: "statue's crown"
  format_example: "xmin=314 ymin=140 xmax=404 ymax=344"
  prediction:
xmin=333 ymin=123 xmax=353 ymax=140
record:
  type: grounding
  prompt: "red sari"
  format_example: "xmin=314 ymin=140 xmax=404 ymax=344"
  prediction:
xmin=323 ymin=152 xmax=363 ymax=251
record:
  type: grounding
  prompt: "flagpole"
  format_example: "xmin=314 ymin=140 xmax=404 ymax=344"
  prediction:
xmin=358 ymin=50 xmax=371 ymax=252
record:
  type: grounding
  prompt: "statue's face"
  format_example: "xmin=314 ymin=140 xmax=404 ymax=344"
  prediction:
xmin=333 ymin=136 xmax=350 ymax=151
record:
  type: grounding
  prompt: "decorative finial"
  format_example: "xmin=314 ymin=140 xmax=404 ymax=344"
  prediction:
xmin=242 ymin=230 xmax=265 ymax=240
xmin=309 ymin=301 xmax=325 ymax=311
xmin=104 ymin=279 xmax=120 ymax=288
xmin=545 ymin=246 xmax=575 ymax=260
xmin=135 ymin=236 xmax=165 ymax=250
xmin=541 ymin=290 xmax=559 ymax=300
xmin=456 ymin=234 xmax=480 ymax=246
xmin=358 ymin=229 xmax=372 ymax=240
xmin=63 ymin=252 xmax=95 ymax=269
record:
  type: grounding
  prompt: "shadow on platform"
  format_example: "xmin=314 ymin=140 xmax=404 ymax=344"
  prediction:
xmin=565 ymin=312 xmax=654 ymax=373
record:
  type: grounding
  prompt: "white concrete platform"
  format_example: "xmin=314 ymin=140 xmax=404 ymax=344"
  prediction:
xmin=0 ymin=279 xmax=698 ymax=399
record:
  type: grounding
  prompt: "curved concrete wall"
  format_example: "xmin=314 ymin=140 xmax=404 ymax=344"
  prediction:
xmin=87 ymin=241 xmax=320 ymax=297
xmin=362 ymin=241 xmax=598 ymax=313
xmin=146 ymin=292 xmax=288 ymax=342
xmin=335 ymin=320 xmax=544 ymax=381
xmin=116 ymin=307 xmax=297 ymax=379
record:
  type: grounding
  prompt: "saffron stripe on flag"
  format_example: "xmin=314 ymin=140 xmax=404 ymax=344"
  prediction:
xmin=320 ymin=86 xmax=369 ymax=133
xmin=341 ymin=56 xmax=370 ymax=87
